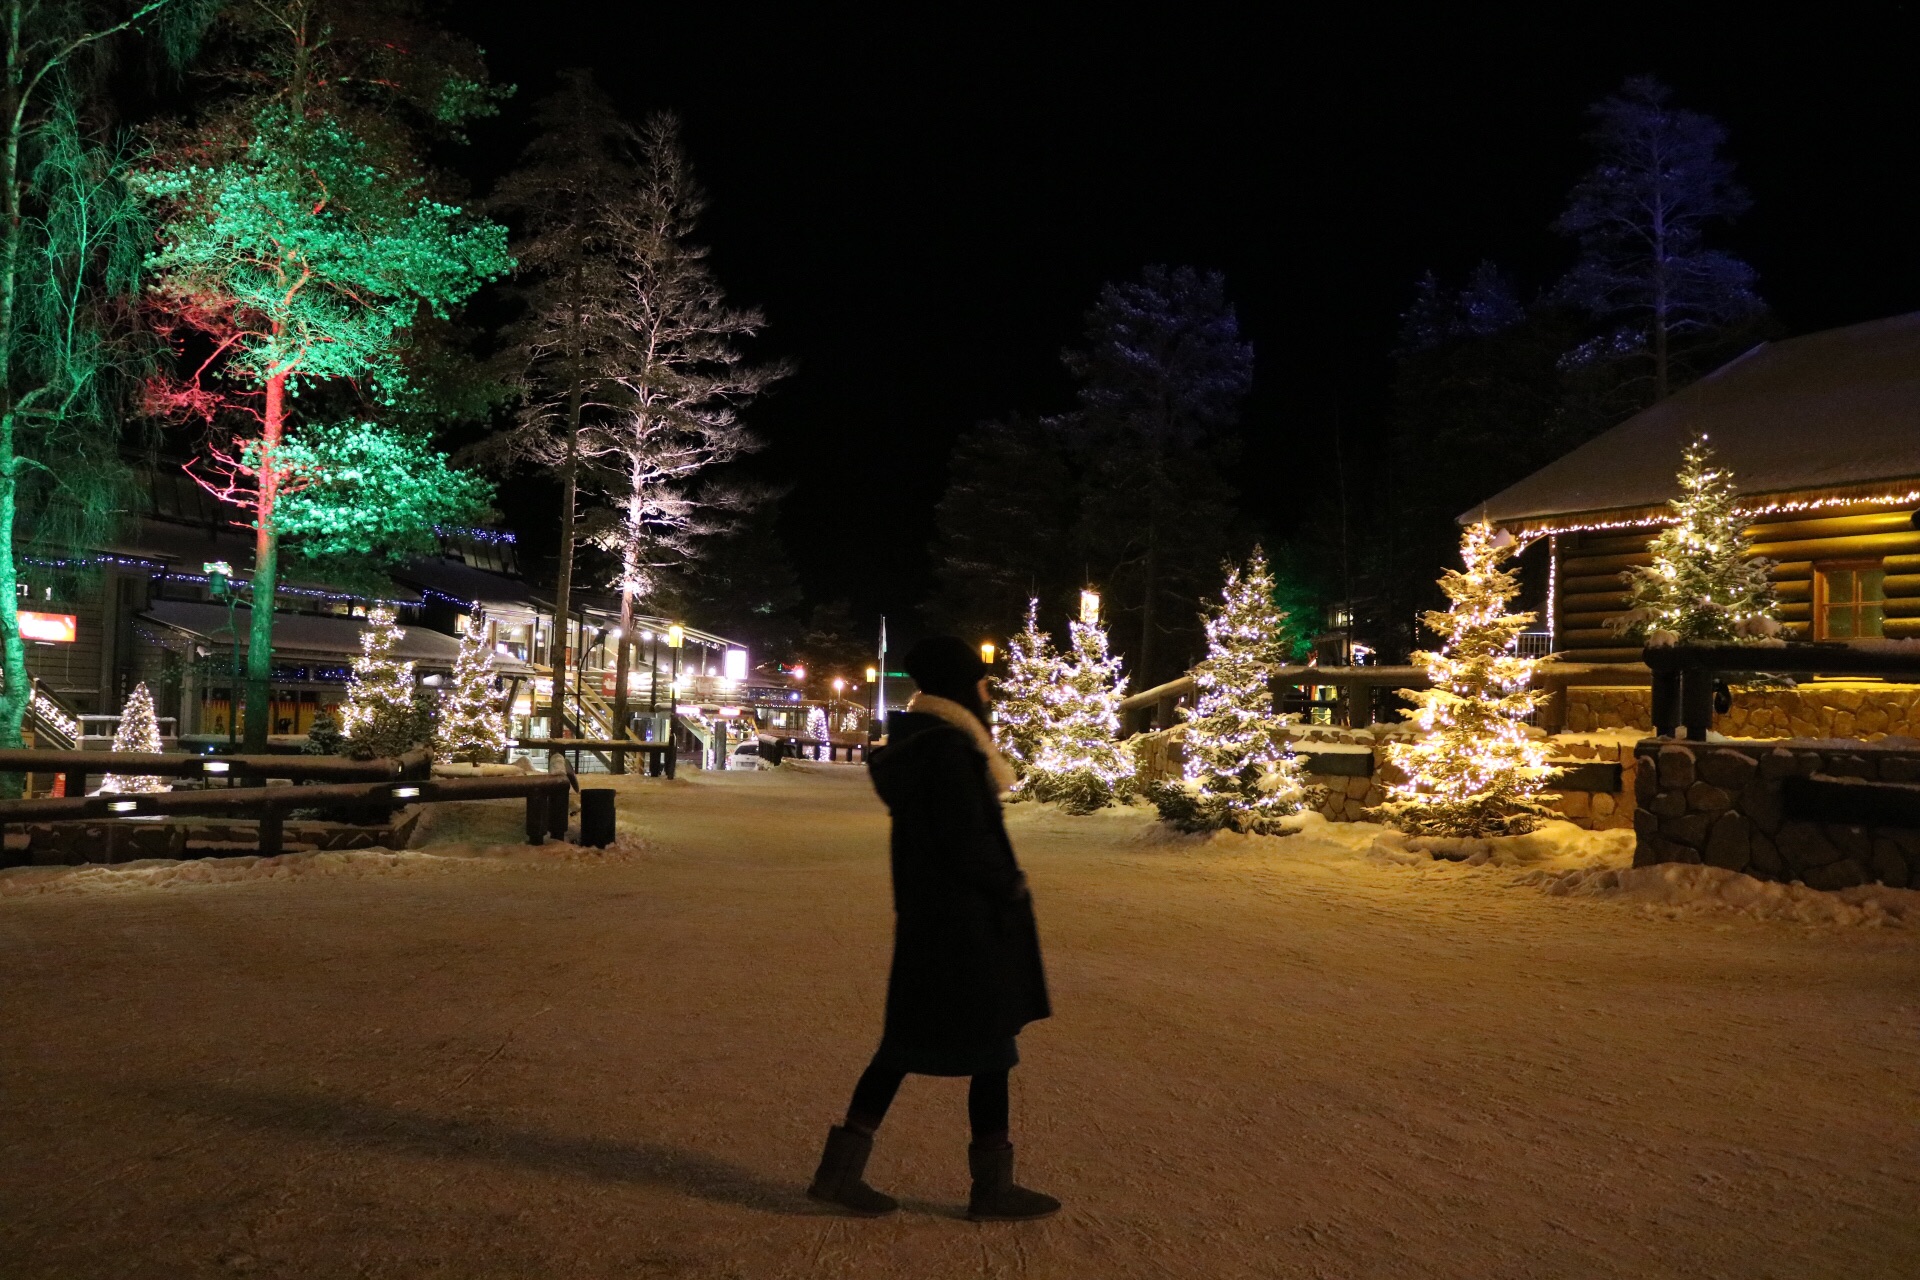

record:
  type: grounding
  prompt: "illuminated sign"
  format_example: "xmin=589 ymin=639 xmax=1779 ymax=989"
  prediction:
xmin=19 ymin=611 xmax=76 ymax=643
xmin=724 ymin=648 xmax=748 ymax=681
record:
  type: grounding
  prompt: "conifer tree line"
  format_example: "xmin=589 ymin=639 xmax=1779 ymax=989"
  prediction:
xmin=931 ymin=75 xmax=1773 ymax=674
xmin=0 ymin=1 xmax=790 ymax=759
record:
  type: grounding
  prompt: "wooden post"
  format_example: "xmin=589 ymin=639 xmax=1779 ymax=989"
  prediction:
xmin=1650 ymin=666 xmax=1681 ymax=737
xmin=548 ymin=788 xmax=569 ymax=839
xmin=1679 ymin=664 xmax=1715 ymax=743
xmin=666 ymin=738 xmax=677 ymax=780
xmin=258 ymin=808 xmax=285 ymax=858
xmin=64 ymin=770 xmax=84 ymax=799
xmin=524 ymin=792 xmax=546 ymax=845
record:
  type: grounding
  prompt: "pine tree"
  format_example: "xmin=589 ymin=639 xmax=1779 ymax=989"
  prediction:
xmin=99 ymin=682 xmax=167 ymax=794
xmin=1616 ymin=434 xmax=1780 ymax=646
xmin=1374 ymin=522 xmax=1559 ymax=838
xmin=1154 ymin=549 xmax=1310 ymax=833
xmin=434 ymin=614 xmax=510 ymax=764
xmin=339 ymin=605 xmax=418 ymax=759
xmin=1024 ymin=590 xmax=1135 ymax=813
xmin=805 ymin=705 xmax=830 ymax=743
xmin=992 ymin=599 xmax=1062 ymax=779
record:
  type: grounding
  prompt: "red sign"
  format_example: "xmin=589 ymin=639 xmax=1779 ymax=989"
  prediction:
xmin=19 ymin=611 xmax=76 ymax=643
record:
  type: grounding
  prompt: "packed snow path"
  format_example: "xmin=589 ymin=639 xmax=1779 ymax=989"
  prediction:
xmin=2 ymin=768 xmax=1916 ymax=1279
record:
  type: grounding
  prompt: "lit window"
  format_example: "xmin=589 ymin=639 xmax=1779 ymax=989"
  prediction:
xmin=1813 ymin=561 xmax=1885 ymax=640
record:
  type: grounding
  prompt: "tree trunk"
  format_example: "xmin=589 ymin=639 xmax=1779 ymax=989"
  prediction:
xmin=242 ymin=370 xmax=285 ymax=752
xmin=0 ymin=1 xmax=26 ymax=767
xmin=1138 ymin=495 xmax=1158 ymax=688
xmin=610 ymin=589 xmax=633 ymax=771
xmin=549 ymin=452 xmax=575 ymax=737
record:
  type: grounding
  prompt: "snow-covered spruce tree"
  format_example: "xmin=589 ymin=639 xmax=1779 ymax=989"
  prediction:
xmin=1374 ymin=522 xmax=1559 ymax=838
xmin=302 ymin=709 xmax=343 ymax=756
xmin=99 ymin=682 xmax=167 ymax=795
xmin=1614 ymin=433 xmax=1779 ymax=646
xmin=992 ymin=599 xmax=1062 ymax=779
xmin=1152 ymin=549 xmax=1311 ymax=833
xmin=435 ymin=615 xmax=510 ymax=764
xmin=339 ymin=606 xmax=419 ymax=759
xmin=1025 ymin=590 xmax=1135 ymax=813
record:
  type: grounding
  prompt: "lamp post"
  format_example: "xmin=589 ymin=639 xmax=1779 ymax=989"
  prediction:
xmin=831 ymin=677 xmax=845 ymax=742
xmin=864 ymin=665 xmax=878 ymax=734
xmin=980 ymin=640 xmax=996 ymax=666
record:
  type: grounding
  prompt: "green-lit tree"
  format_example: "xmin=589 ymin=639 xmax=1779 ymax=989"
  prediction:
xmin=991 ymin=598 xmax=1060 ymax=779
xmin=1615 ymin=433 xmax=1779 ymax=645
xmin=435 ymin=613 xmax=510 ymax=764
xmin=134 ymin=0 xmax=508 ymax=751
xmin=1024 ymin=590 xmax=1134 ymax=813
xmin=1374 ymin=522 xmax=1559 ymax=838
xmin=135 ymin=112 xmax=508 ymax=750
xmin=0 ymin=2 xmax=211 ymax=765
xmin=339 ymin=604 xmax=416 ymax=759
xmin=1154 ymin=549 xmax=1311 ymax=833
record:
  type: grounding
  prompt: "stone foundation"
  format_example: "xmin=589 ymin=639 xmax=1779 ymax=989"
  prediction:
xmin=1631 ymin=740 xmax=1920 ymax=888
xmin=1128 ymin=726 xmax=1636 ymax=829
xmin=1563 ymin=682 xmax=1920 ymax=741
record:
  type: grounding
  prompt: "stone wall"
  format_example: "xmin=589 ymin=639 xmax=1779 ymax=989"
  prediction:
xmin=1631 ymin=740 xmax=1920 ymax=889
xmin=1563 ymin=682 xmax=1920 ymax=741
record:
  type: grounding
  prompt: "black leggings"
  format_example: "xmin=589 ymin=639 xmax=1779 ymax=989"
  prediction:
xmin=847 ymin=1058 xmax=1010 ymax=1142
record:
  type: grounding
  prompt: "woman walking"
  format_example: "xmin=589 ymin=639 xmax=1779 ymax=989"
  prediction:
xmin=807 ymin=636 xmax=1059 ymax=1222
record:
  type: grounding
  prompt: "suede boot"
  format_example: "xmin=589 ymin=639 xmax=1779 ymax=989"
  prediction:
xmin=966 ymin=1142 xmax=1060 ymax=1222
xmin=807 ymin=1125 xmax=898 ymax=1216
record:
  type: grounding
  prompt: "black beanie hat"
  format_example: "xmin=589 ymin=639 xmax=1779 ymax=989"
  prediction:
xmin=904 ymin=635 xmax=987 ymax=715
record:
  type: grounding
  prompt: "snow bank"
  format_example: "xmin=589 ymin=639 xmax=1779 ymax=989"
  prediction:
xmin=1366 ymin=820 xmax=1635 ymax=871
xmin=0 ymin=836 xmax=646 ymax=901
xmin=1520 ymin=861 xmax=1920 ymax=928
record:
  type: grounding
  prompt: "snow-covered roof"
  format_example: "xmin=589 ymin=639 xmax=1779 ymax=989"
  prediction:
xmin=141 ymin=600 xmax=534 ymax=676
xmin=1467 ymin=312 xmax=1920 ymax=529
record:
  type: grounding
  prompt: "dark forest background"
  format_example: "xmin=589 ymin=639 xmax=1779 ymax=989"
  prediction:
xmin=441 ymin=5 xmax=1920 ymax=686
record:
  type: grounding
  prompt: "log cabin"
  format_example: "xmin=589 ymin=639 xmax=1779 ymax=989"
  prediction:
xmin=1470 ymin=311 xmax=1920 ymax=737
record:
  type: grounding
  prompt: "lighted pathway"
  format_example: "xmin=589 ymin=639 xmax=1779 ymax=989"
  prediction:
xmin=2 ymin=767 xmax=1916 ymax=1278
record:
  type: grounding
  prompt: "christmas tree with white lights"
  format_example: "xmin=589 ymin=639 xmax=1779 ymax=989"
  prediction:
xmin=992 ymin=598 xmax=1062 ymax=779
xmin=340 ymin=605 xmax=419 ymax=759
xmin=1155 ymin=548 xmax=1311 ymax=833
xmin=1616 ymin=433 xmax=1779 ymax=645
xmin=1025 ymin=589 xmax=1134 ymax=813
xmin=1375 ymin=521 xmax=1559 ymax=838
xmin=805 ymin=705 xmax=830 ymax=743
xmin=434 ymin=614 xmax=511 ymax=764
xmin=98 ymin=682 xmax=167 ymax=794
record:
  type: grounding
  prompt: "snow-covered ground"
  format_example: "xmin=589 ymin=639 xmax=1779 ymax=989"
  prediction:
xmin=2 ymin=769 xmax=1916 ymax=1278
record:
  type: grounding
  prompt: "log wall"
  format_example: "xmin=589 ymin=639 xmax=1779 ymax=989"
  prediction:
xmin=1552 ymin=500 xmax=1920 ymax=663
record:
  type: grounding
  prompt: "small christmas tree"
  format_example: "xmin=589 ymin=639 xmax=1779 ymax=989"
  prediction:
xmin=992 ymin=599 xmax=1063 ymax=779
xmin=1154 ymin=548 xmax=1311 ymax=833
xmin=805 ymin=705 xmax=830 ymax=742
xmin=339 ymin=605 xmax=419 ymax=759
xmin=303 ymin=709 xmax=344 ymax=755
xmin=435 ymin=614 xmax=511 ymax=764
xmin=1374 ymin=522 xmax=1559 ymax=838
xmin=1024 ymin=589 xmax=1135 ymax=813
xmin=1616 ymin=433 xmax=1779 ymax=645
xmin=99 ymin=682 xmax=167 ymax=794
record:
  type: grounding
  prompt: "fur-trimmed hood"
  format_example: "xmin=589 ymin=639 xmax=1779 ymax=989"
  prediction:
xmin=903 ymin=692 xmax=1018 ymax=795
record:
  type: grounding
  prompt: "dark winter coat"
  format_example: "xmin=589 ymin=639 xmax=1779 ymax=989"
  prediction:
xmin=867 ymin=711 xmax=1051 ymax=1058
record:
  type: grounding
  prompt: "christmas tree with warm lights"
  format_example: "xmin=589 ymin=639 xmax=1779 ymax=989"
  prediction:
xmin=1154 ymin=548 xmax=1311 ymax=833
xmin=1374 ymin=522 xmax=1559 ymax=838
xmin=1615 ymin=433 xmax=1779 ymax=645
xmin=99 ymin=682 xmax=167 ymax=794
xmin=805 ymin=705 xmax=830 ymax=743
xmin=435 ymin=615 xmax=511 ymax=765
xmin=992 ymin=599 xmax=1063 ymax=779
xmin=340 ymin=606 xmax=420 ymax=759
xmin=1024 ymin=590 xmax=1134 ymax=813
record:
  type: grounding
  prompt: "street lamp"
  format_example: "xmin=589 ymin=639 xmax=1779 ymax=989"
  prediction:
xmin=979 ymin=640 xmax=996 ymax=666
xmin=1080 ymin=588 xmax=1101 ymax=624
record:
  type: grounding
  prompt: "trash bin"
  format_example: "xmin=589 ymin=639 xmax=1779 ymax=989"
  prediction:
xmin=579 ymin=787 xmax=617 ymax=848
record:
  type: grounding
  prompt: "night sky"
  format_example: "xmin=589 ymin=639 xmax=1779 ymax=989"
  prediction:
xmin=452 ymin=6 xmax=1920 ymax=629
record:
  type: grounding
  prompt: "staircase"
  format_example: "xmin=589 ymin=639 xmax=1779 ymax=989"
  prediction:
xmin=26 ymin=684 xmax=79 ymax=750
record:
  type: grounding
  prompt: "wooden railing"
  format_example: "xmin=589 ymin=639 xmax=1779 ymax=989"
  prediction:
xmin=1643 ymin=642 xmax=1920 ymax=740
xmin=0 ymin=747 xmax=429 ymax=799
